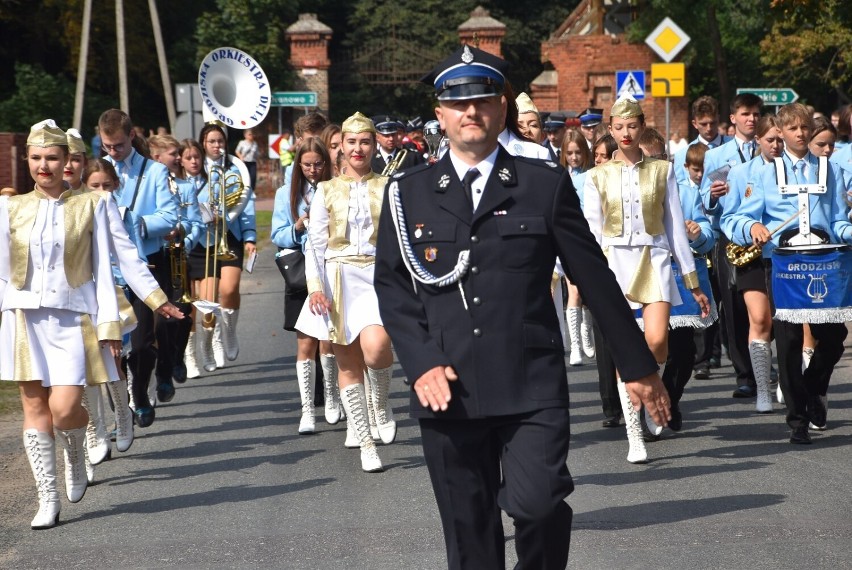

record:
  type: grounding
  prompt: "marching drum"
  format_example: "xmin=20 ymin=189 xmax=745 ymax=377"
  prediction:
xmin=771 ymin=244 xmax=852 ymax=323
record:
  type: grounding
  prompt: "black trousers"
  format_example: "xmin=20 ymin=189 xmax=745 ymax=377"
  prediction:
xmin=713 ymin=236 xmax=754 ymax=388
xmin=766 ymin=261 xmax=847 ymax=428
xmin=420 ymin=408 xmax=574 ymax=570
xmin=664 ymin=327 xmax=697 ymax=406
xmin=128 ymin=250 xmax=172 ymax=408
xmin=694 ymin=263 xmax=722 ymax=368
xmin=154 ymin=299 xmax=192 ymax=384
xmin=593 ymin=323 xmax=619 ymax=418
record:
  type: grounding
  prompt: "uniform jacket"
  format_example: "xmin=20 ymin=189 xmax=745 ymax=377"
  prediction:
xmin=700 ymin=137 xmax=754 ymax=231
xmin=271 ymin=181 xmax=314 ymax=252
xmin=0 ymin=190 xmax=121 ymax=340
xmin=676 ymin=180 xmax=715 ymax=255
xmin=374 ymin=147 xmax=657 ymax=419
xmin=172 ymin=177 xmax=205 ymax=251
xmin=106 ymin=148 xmax=178 ymax=258
xmin=723 ymin=152 xmax=852 ymax=257
xmin=672 ymin=134 xmax=730 ymax=186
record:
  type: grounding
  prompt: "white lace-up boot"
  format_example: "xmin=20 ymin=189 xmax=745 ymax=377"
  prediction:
xmin=567 ymin=307 xmax=583 ymax=366
xmin=368 ymin=366 xmax=397 ymax=444
xmin=220 ymin=308 xmax=240 ymax=361
xmin=107 ymin=379 xmax=134 ymax=452
xmin=296 ymin=360 xmax=316 ymax=434
xmin=54 ymin=427 xmax=88 ymax=503
xmin=363 ymin=372 xmax=380 ymax=440
xmin=321 ymin=354 xmax=342 ymax=424
xmin=581 ymin=307 xmax=596 ymax=358
xmin=23 ymin=430 xmax=60 ymax=529
xmin=340 ymin=383 xmax=383 ymax=472
xmin=198 ymin=325 xmax=217 ymax=372
xmin=617 ymin=380 xmax=648 ymax=464
xmin=83 ymin=385 xmax=110 ymax=465
xmin=749 ymin=340 xmax=773 ymax=413
xmin=643 ymin=362 xmax=666 ymax=437
xmin=212 ymin=319 xmax=226 ymax=369
xmin=185 ymin=331 xmax=201 ymax=379
xmin=344 ymin=416 xmax=359 ymax=448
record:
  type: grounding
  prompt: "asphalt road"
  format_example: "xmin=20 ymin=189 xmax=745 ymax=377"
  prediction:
xmin=1 ymin=255 xmax=851 ymax=569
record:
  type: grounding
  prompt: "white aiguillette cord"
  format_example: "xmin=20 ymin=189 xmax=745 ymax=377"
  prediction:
xmin=388 ymin=181 xmax=471 ymax=309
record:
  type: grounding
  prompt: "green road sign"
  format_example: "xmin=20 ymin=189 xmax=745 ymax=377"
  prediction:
xmin=271 ymin=92 xmax=318 ymax=107
xmin=736 ymin=88 xmax=799 ymax=105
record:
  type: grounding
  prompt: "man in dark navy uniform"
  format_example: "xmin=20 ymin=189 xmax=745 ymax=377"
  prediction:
xmin=370 ymin=115 xmax=425 ymax=174
xmin=374 ymin=45 xmax=670 ymax=569
xmin=542 ymin=111 xmax=567 ymax=161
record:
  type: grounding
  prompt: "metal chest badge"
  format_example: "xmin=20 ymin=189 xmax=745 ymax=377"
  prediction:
xmin=424 ymin=247 xmax=438 ymax=262
xmin=414 ymin=224 xmax=424 ymax=239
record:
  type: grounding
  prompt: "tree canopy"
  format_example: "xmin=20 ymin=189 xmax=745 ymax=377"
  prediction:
xmin=0 ymin=0 xmax=848 ymax=136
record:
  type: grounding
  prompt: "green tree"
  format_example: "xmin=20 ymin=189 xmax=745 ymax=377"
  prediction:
xmin=627 ymin=0 xmax=772 ymax=115
xmin=194 ymin=0 xmax=297 ymax=92
xmin=760 ymin=0 xmax=852 ymax=109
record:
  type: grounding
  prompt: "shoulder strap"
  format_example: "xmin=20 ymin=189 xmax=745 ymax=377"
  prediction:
xmin=818 ymin=156 xmax=828 ymax=187
xmin=773 ymin=156 xmax=786 ymax=186
xmin=127 ymin=157 xmax=149 ymax=212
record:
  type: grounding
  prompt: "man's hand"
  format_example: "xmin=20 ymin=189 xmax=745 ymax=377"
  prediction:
xmin=156 ymin=302 xmax=185 ymax=320
xmin=413 ymin=366 xmax=458 ymax=412
xmin=624 ymin=373 xmax=671 ymax=427
xmin=750 ymin=222 xmax=771 ymax=247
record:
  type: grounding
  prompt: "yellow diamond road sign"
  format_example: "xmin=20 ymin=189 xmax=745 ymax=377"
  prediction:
xmin=645 ymin=17 xmax=690 ymax=63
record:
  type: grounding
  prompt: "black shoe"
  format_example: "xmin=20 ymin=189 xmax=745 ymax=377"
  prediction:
xmin=809 ymin=395 xmax=827 ymax=429
xmin=640 ymin=409 xmax=661 ymax=442
xmin=601 ymin=413 xmax=622 ymax=428
xmin=709 ymin=356 xmax=721 ymax=369
xmin=668 ymin=405 xmax=683 ymax=432
xmin=156 ymin=382 xmax=175 ymax=403
xmin=789 ymin=426 xmax=812 ymax=444
xmin=733 ymin=385 xmax=756 ymax=398
xmin=693 ymin=366 xmax=710 ymax=380
xmin=172 ymin=362 xmax=187 ymax=384
xmin=134 ymin=407 xmax=156 ymax=428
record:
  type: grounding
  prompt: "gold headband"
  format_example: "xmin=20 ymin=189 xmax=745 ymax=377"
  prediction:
xmin=516 ymin=92 xmax=539 ymax=116
xmin=342 ymin=112 xmax=376 ymax=135
xmin=27 ymin=119 xmax=68 ymax=148
xmin=66 ymin=128 xmax=87 ymax=154
xmin=611 ymin=95 xmax=643 ymax=119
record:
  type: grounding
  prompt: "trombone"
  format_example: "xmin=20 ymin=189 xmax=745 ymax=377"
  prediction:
xmin=381 ymin=148 xmax=408 ymax=176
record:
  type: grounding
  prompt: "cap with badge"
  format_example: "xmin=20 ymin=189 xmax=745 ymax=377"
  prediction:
xmin=579 ymin=107 xmax=604 ymax=127
xmin=66 ymin=128 xmax=87 ymax=155
xmin=543 ymin=112 xmax=567 ymax=132
xmin=27 ymin=119 xmax=68 ymax=148
xmin=421 ymin=44 xmax=508 ymax=101
xmin=371 ymin=115 xmax=405 ymax=135
xmin=610 ymin=94 xmax=643 ymax=120
xmin=405 ymin=116 xmax=424 ymax=133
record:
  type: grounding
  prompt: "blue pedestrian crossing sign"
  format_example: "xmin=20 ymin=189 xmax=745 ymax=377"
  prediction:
xmin=616 ymin=70 xmax=646 ymax=100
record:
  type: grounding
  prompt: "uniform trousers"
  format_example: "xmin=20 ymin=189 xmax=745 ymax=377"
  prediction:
xmin=664 ymin=327 xmax=697 ymax=407
xmin=694 ymin=263 xmax=722 ymax=369
xmin=419 ymin=407 xmax=574 ymax=570
xmin=592 ymin=323 xmax=619 ymax=418
xmin=766 ymin=262 xmax=847 ymax=429
xmin=128 ymin=250 xmax=172 ymax=408
xmin=713 ymin=236 xmax=754 ymax=388
xmin=155 ymin=298 xmax=193 ymax=385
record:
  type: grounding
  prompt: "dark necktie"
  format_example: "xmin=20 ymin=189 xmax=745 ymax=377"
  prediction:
xmin=462 ymin=168 xmax=481 ymax=207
